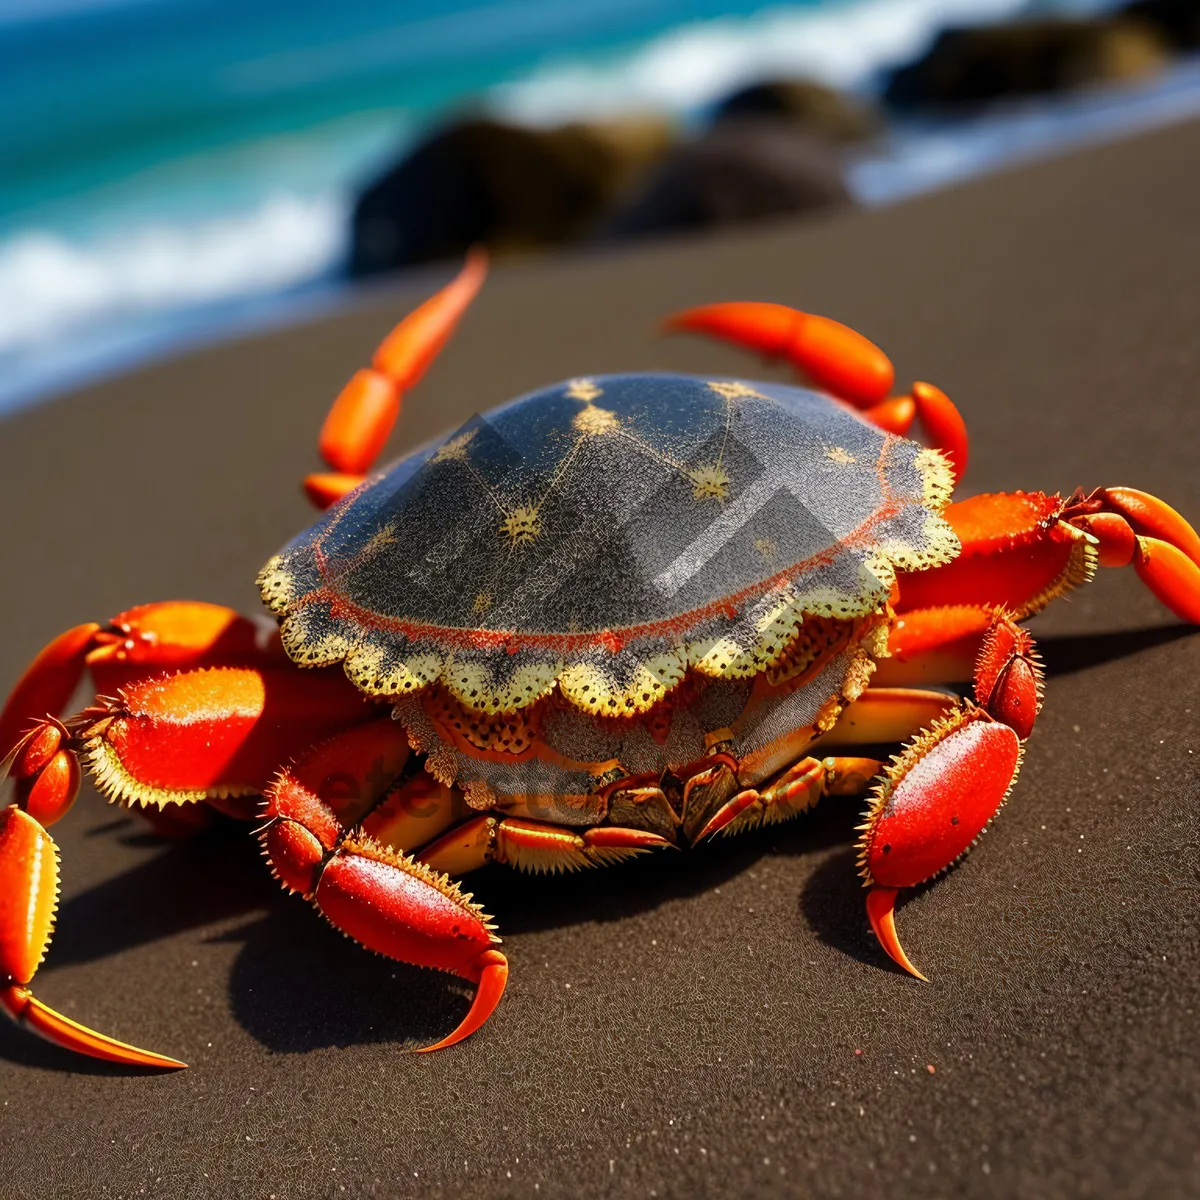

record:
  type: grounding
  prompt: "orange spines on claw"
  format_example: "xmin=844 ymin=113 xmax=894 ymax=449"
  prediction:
xmin=895 ymin=492 xmax=1091 ymax=617
xmin=857 ymin=707 xmax=1021 ymax=891
xmin=262 ymin=820 xmax=326 ymax=897
xmin=974 ymin=615 xmax=1042 ymax=741
xmin=261 ymin=717 xmax=413 ymax=889
xmin=0 ymin=807 xmax=59 ymax=988
xmin=83 ymin=667 xmax=371 ymax=809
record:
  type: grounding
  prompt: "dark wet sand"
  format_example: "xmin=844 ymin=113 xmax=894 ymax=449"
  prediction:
xmin=0 ymin=118 xmax=1197 ymax=1199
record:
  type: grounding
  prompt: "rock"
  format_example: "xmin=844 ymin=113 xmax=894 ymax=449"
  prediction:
xmin=883 ymin=17 xmax=1170 ymax=110
xmin=1119 ymin=0 xmax=1200 ymax=52
xmin=711 ymin=78 xmax=880 ymax=144
xmin=349 ymin=115 xmax=673 ymax=276
xmin=599 ymin=119 xmax=852 ymax=243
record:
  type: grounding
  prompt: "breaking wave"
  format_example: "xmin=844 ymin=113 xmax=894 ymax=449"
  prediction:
xmin=0 ymin=191 xmax=346 ymax=356
xmin=488 ymin=0 xmax=1080 ymax=124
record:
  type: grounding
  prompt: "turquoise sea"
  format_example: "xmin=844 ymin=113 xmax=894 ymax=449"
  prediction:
xmin=3 ymin=0 xmax=1199 ymax=410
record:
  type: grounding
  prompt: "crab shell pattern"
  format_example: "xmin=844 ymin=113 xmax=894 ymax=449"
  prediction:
xmin=259 ymin=373 xmax=957 ymax=830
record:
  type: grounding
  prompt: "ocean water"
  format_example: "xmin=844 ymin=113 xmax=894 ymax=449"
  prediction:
xmin=2 ymin=0 xmax=1198 ymax=412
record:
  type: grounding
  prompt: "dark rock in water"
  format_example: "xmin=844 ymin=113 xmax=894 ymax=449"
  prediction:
xmin=350 ymin=116 xmax=672 ymax=276
xmin=599 ymin=119 xmax=852 ymax=243
xmin=711 ymin=78 xmax=881 ymax=144
xmin=1119 ymin=0 xmax=1200 ymax=52
xmin=883 ymin=17 xmax=1169 ymax=110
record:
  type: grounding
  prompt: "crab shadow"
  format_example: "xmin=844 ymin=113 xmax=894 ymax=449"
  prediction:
xmin=21 ymin=622 xmax=1193 ymax=1067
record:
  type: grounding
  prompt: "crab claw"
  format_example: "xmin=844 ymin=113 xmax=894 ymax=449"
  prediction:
xmin=0 ymin=807 xmax=185 ymax=1068
xmin=1133 ymin=536 xmax=1200 ymax=624
xmin=4 ymin=718 xmax=83 ymax=828
xmin=864 ymin=888 xmax=927 ymax=982
xmin=664 ymin=302 xmax=894 ymax=409
xmin=263 ymin=729 xmax=509 ymax=1052
xmin=857 ymin=707 xmax=1022 ymax=980
xmin=1063 ymin=488 xmax=1200 ymax=622
xmin=416 ymin=949 xmax=509 ymax=1053
xmin=312 ymin=837 xmax=508 ymax=1052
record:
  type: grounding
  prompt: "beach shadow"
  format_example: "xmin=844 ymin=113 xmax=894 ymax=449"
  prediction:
xmin=47 ymin=822 xmax=273 ymax=970
xmin=1038 ymin=623 xmax=1195 ymax=677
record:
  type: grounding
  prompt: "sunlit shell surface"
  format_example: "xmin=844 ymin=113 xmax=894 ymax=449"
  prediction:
xmin=260 ymin=373 xmax=958 ymax=717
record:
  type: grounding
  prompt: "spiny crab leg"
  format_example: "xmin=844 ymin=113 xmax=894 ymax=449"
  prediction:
xmin=895 ymin=488 xmax=1200 ymax=625
xmin=663 ymin=301 xmax=969 ymax=483
xmin=262 ymin=717 xmax=510 ymax=1052
xmin=0 ymin=600 xmax=283 ymax=760
xmin=306 ymin=249 xmax=488 ymax=510
xmin=0 ymin=752 xmax=186 ymax=1068
xmin=856 ymin=611 xmax=1041 ymax=980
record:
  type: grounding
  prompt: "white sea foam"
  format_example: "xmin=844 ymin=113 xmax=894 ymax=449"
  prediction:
xmin=0 ymin=191 xmax=346 ymax=355
xmin=488 ymin=0 xmax=1065 ymax=124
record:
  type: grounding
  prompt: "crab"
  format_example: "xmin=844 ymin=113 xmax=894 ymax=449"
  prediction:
xmin=2 ymin=252 xmax=1198 ymax=1071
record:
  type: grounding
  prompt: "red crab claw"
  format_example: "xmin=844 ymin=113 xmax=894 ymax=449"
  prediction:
xmin=3 ymin=718 xmax=81 ymax=827
xmin=664 ymin=303 xmax=969 ymax=483
xmin=857 ymin=708 xmax=1023 ymax=981
xmin=263 ymin=719 xmax=508 ymax=1051
xmin=0 ymin=807 xmax=186 ymax=1068
xmin=858 ymin=610 xmax=1038 ymax=978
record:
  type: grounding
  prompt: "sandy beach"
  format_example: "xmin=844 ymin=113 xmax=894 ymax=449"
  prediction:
xmin=0 ymin=117 xmax=1197 ymax=1198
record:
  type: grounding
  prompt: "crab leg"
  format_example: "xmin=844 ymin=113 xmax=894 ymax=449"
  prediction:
xmin=0 ymin=806 xmax=187 ymax=1068
xmin=418 ymin=815 xmax=671 ymax=876
xmin=306 ymin=250 xmax=488 ymax=509
xmin=0 ymin=601 xmax=284 ymax=760
xmin=856 ymin=612 xmax=1042 ymax=979
xmin=693 ymin=755 xmax=885 ymax=842
xmin=874 ymin=606 xmax=1000 ymax=686
xmin=664 ymin=302 xmax=969 ymax=482
xmin=261 ymin=717 xmax=509 ymax=1052
xmin=0 ymin=665 xmax=372 ymax=1067
xmin=895 ymin=488 xmax=1200 ymax=623
xmin=808 ymin=686 xmax=960 ymax=748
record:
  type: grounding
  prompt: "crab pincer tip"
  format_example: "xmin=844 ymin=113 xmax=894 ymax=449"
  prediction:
xmin=416 ymin=949 xmax=509 ymax=1054
xmin=866 ymin=887 xmax=929 ymax=983
xmin=2 ymin=985 xmax=187 ymax=1069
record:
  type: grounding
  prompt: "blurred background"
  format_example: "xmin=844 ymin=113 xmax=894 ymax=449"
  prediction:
xmin=3 ymin=0 xmax=1198 ymax=414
